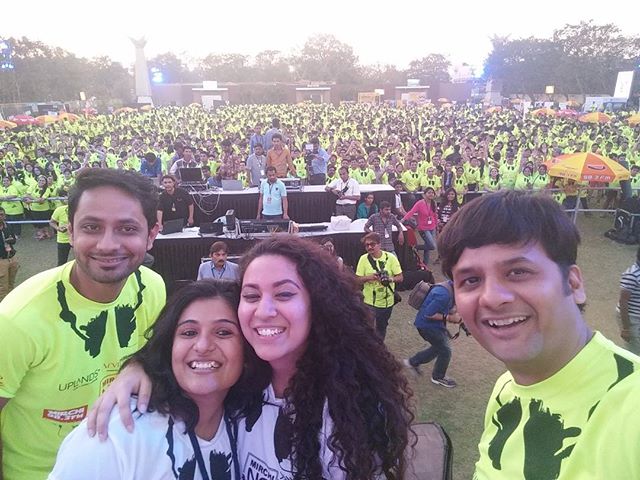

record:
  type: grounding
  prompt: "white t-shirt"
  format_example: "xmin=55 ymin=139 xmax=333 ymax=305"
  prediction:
xmin=328 ymin=177 xmax=361 ymax=205
xmin=49 ymin=402 xmax=235 ymax=480
xmin=236 ymin=384 xmax=346 ymax=480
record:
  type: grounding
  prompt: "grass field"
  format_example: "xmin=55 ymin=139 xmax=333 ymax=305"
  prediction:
xmin=11 ymin=215 xmax=637 ymax=480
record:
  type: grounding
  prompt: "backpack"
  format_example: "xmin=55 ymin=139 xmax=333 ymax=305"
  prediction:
xmin=408 ymin=281 xmax=452 ymax=310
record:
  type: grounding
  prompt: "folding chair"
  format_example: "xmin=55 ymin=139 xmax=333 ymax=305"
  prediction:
xmin=404 ymin=422 xmax=453 ymax=480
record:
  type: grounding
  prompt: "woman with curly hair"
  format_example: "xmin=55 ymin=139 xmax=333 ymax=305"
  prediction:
xmin=51 ymin=280 xmax=268 ymax=479
xmin=88 ymin=236 xmax=414 ymax=480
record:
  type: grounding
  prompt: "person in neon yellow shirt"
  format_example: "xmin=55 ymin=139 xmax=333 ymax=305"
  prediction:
xmin=463 ymin=157 xmax=482 ymax=191
xmin=352 ymin=156 xmax=376 ymax=185
xmin=514 ymin=166 xmax=534 ymax=191
xmin=439 ymin=191 xmax=640 ymax=480
xmin=532 ymin=164 xmax=550 ymax=191
xmin=421 ymin=166 xmax=442 ymax=195
xmin=0 ymin=176 xmax=25 ymax=237
xmin=0 ymin=169 xmax=165 ymax=480
xmin=50 ymin=203 xmax=71 ymax=266
xmin=400 ymin=160 xmax=423 ymax=193
xmin=484 ymin=167 xmax=501 ymax=192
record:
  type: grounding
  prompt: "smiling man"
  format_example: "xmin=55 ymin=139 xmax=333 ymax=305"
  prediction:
xmin=439 ymin=190 xmax=640 ymax=480
xmin=0 ymin=169 xmax=166 ymax=480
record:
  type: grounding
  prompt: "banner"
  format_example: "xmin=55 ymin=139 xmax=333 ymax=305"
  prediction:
xmin=613 ymin=71 xmax=634 ymax=99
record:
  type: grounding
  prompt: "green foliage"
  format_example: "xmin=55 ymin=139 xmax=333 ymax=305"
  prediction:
xmin=293 ymin=34 xmax=360 ymax=83
xmin=484 ymin=21 xmax=640 ymax=97
xmin=406 ymin=53 xmax=451 ymax=85
xmin=0 ymin=37 xmax=132 ymax=104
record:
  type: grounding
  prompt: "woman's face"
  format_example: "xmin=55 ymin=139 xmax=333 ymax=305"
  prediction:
xmin=172 ymin=297 xmax=244 ymax=407
xmin=238 ymin=255 xmax=312 ymax=372
xmin=423 ymin=189 xmax=435 ymax=200
xmin=365 ymin=194 xmax=374 ymax=205
xmin=447 ymin=190 xmax=456 ymax=202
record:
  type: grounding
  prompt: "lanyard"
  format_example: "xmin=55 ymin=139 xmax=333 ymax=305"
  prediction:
xmin=211 ymin=263 xmax=226 ymax=279
xmin=187 ymin=414 xmax=240 ymax=480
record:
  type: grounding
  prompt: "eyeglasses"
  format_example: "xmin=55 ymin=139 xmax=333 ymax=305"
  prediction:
xmin=364 ymin=242 xmax=378 ymax=248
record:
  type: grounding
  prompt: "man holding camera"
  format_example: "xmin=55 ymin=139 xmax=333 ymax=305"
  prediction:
xmin=326 ymin=166 xmax=361 ymax=220
xmin=306 ymin=137 xmax=329 ymax=185
xmin=356 ymin=232 xmax=403 ymax=339
xmin=0 ymin=207 xmax=18 ymax=301
xmin=403 ymin=281 xmax=460 ymax=388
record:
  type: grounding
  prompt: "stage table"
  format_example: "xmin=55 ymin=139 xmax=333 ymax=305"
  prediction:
xmin=149 ymin=219 xmax=414 ymax=294
xmin=189 ymin=184 xmax=396 ymax=224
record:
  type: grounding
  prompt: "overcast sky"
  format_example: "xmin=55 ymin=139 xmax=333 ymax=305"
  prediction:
xmin=4 ymin=0 xmax=639 ymax=75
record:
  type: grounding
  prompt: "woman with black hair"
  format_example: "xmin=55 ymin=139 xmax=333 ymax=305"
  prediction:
xmin=51 ymin=280 xmax=268 ymax=479
xmin=25 ymin=175 xmax=51 ymax=240
xmin=402 ymin=187 xmax=439 ymax=265
xmin=89 ymin=237 xmax=414 ymax=480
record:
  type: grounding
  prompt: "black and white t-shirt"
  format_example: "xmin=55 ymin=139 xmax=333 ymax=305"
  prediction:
xmin=236 ymin=384 xmax=346 ymax=480
xmin=49 ymin=402 xmax=235 ymax=480
xmin=620 ymin=262 xmax=640 ymax=316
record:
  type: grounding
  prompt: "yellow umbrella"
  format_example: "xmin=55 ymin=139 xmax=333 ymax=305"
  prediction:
xmin=579 ymin=112 xmax=611 ymax=123
xmin=440 ymin=102 xmax=453 ymax=108
xmin=0 ymin=120 xmax=18 ymax=129
xmin=58 ymin=112 xmax=80 ymax=122
xmin=114 ymin=107 xmax=136 ymax=114
xmin=437 ymin=97 xmax=449 ymax=103
xmin=548 ymin=152 xmax=629 ymax=183
xmin=565 ymin=100 xmax=580 ymax=108
xmin=35 ymin=115 xmax=59 ymax=125
xmin=531 ymin=107 xmax=555 ymax=116
xmin=628 ymin=114 xmax=640 ymax=126
xmin=486 ymin=106 xmax=502 ymax=113
xmin=188 ymin=102 xmax=202 ymax=108
xmin=140 ymin=105 xmax=153 ymax=112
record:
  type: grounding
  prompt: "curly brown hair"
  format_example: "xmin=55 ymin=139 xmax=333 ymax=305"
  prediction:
xmin=239 ymin=235 xmax=414 ymax=480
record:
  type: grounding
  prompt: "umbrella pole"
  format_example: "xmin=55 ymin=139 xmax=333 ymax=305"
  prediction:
xmin=572 ymin=187 xmax=581 ymax=224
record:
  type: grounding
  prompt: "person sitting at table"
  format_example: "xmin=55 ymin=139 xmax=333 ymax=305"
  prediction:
xmin=157 ymin=175 xmax=194 ymax=230
xmin=357 ymin=192 xmax=379 ymax=219
xmin=256 ymin=166 xmax=289 ymax=220
xmin=197 ymin=241 xmax=240 ymax=281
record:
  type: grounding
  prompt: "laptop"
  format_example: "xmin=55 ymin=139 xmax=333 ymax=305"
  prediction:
xmin=179 ymin=168 xmax=204 ymax=186
xmin=160 ymin=218 xmax=185 ymax=235
xmin=199 ymin=222 xmax=224 ymax=236
xmin=221 ymin=179 xmax=244 ymax=191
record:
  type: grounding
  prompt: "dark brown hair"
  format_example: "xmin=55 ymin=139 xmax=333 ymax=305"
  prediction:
xmin=239 ymin=235 xmax=413 ymax=480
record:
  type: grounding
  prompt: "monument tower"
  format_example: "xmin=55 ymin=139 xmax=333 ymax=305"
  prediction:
xmin=130 ymin=37 xmax=153 ymax=105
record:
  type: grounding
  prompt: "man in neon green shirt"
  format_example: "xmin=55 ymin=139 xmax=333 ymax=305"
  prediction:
xmin=0 ymin=169 xmax=166 ymax=480
xmin=439 ymin=191 xmax=640 ymax=480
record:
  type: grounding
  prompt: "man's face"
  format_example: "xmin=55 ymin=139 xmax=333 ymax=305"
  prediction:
xmin=162 ymin=178 xmax=175 ymax=191
xmin=255 ymin=146 xmax=264 ymax=156
xmin=452 ymin=242 xmax=586 ymax=384
xmin=339 ymin=169 xmax=349 ymax=182
xmin=211 ymin=249 xmax=227 ymax=268
xmin=381 ymin=206 xmax=392 ymax=217
xmin=68 ymin=186 xmax=158 ymax=293
xmin=267 ymin=170 xmax=277 ymax=182
xmin=358 ymin=158 xmax=366 ymax=169
xmin=410 ymin=162 xmax=418 ymax=172
xmin=183 ymin=148 xmax=193 ymax=160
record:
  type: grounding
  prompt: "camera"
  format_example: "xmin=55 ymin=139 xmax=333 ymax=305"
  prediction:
xmin=378 ymin=269 xmax=391 ymax=287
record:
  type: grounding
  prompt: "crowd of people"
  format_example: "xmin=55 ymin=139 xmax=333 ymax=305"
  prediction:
xmin=1 ymin=103 xmax=640 ymax=479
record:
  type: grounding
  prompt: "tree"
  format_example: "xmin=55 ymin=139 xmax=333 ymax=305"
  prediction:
xmin=553 ymin=21 xmax=640 ymax=94
xmin=406 ymin=54 xmax=451 ymax=86
xmin=483 ymin=36 xmax=560 ymax=98
xmin=197 ymin=53 xmax=251 ymax=82
xmin=252 ymin=50 xmax=293 ymax=82
xmin=148 ymin=52 xmax=193 ymax=84
xmin=360 ymin=63 xmax=406 ymax=85
xmin=292 ymin=34 xmax=359 ymax=83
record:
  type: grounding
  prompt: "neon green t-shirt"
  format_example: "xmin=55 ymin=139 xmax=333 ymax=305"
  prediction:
xmin=356 ymin=251 xmax=402 ymax=308
xmin=50 ymin=205 xmax=70 ymax=244
xmin=0 ymin=263 xmax=166 ymax=480
xmin=352 ymin=168 xmax=375 ymax=185
xmin=400 ymin=171 xmax=423 ymax=192
xmin=474 ymin=332 xmax=640 ymax=480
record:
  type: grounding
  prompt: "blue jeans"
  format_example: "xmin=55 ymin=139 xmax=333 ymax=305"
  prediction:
xmin=409 ymin=327 xmax=451 ymax=379
xmin=368 ymin=305 xmax=393 ymax=339
xmin=418 ymin=230 xmax=437 ymax=265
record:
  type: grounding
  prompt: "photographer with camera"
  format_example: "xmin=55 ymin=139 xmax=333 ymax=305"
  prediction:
xmin=403 ymin=280 xmax=460 ymax=388
xmin=306 ymin=137 xmax=329 ymax=185
xmin=325 ymin=166 xmax=361 ymax=220
xmin=0 ymin=207 xmax=18 ymax=301
xmin=356 ymin=232 xmax=403 ymax=339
